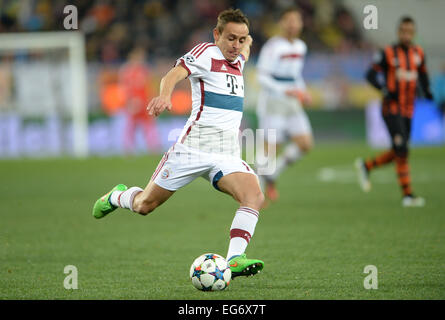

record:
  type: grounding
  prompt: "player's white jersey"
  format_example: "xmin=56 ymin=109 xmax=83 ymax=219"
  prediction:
xmin=257 ymin=36 xmax=307 ymax=95
xmin=175 ymin=42 xmax=246 ymax=156
xmin=256 ymin=36 xmax=307 ymax=115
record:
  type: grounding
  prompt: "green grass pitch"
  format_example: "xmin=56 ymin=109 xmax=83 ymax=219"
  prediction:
xmin=1 ymin=143 xmax=444 ymax=299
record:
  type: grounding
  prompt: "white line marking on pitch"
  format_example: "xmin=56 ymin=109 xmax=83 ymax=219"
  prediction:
xmin=317 ymin=166 xmax=443 ymax=184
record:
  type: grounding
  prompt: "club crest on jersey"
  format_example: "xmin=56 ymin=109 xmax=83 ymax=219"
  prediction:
xmin=161 ymin=168 xmax=170 ymax=179
xmin=186 ymin=55 xmax=195 ymax=63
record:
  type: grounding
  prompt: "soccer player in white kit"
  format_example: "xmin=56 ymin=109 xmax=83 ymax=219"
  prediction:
xmin=92 ymin=9 xmax=265 ymax=278
xmin=255 ymin=7 xmax=313 ymax=202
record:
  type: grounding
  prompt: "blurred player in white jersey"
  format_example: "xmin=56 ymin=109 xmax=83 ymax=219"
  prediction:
xmin=92 ymin=9 xmax=264 ymax=278
xmin=255 ymin=6 xmax=313 ymax=202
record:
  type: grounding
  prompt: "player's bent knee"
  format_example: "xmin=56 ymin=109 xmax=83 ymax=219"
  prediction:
xmin=305 ymin=141 xmax=314 ymax=153
xmin=240 ymin=190 xmax=265 ymax=211
xmin=291 ymin=136 xmax=313 ymax=155
xmin=392 ymin=135 xmax=409 ymax=156
xmin=298 ymin=139 xmax=313 ymax=153
xmin=257 ymin=192 xmax=266 ymax=209
xmin=392 ymin=143 xmax=408 ymax=157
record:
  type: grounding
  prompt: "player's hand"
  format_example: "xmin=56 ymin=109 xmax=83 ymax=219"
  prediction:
xmin=300 ymin=91 xmax=312 ymax=105
xmin=146 ymin=96 xmax=172 ymax=117
xmin=424 ymin=90 xmax=434 ymax=100
xmin=382 ymin=87 xmax=398 ymax=101
xmin=285 ymin=89 xmax=312 ymax=105
xmin=240 ymin=35 xmax=253 ymax=61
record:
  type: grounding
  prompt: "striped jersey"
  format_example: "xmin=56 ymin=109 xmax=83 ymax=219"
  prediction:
xmin=175 ymin=42 xmax=246 ymax=156
xmin=371 ymin=44 xmax=428 ymax=118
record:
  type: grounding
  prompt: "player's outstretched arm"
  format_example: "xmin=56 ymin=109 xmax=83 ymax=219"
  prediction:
xmin=240 ymin=35 xmax=253 ymax=62
xmin=147 ymin=65 xmax=189 ymax=116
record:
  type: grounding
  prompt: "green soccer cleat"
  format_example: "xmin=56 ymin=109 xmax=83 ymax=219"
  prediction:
xmin=92 ymin=184 xmax=128 ymax=219
xmin=228 ymin=254 xmax=264 ymax=278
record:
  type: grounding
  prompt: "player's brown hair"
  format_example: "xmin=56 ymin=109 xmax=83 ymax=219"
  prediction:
xmin=279 ymin=6 xmax=303 ymax=20
xmin=216 ymin=8 xmax=249 ymax=34
xmin=398 ymin=15 xmax=415 ymax=27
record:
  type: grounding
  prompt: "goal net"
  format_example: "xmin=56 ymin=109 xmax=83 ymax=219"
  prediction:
xmin=0 ymin=31 xmax=88 ymax=158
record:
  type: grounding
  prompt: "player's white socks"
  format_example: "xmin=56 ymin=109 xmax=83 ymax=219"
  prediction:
xmin=109 ymin=187 xmax=143 ymax=211
xmin=269 ymin=143 xmax=301 ymax=181
xmin=226 ymin=206 xmax=259 ymax=261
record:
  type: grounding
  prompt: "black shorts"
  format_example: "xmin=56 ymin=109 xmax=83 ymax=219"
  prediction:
xmin=383 ymin=114 xmax=411 ymax=153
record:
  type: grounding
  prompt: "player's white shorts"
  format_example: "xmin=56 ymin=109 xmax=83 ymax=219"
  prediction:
xmin=151 ymin=143 xmax=257 ymax=192
xmin=259 ymin=111 xmax=312 ymax=144
xmin=257 ymin=96 xmax=313 ymax=144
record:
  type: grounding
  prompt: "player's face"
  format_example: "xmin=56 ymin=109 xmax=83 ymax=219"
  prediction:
xmin=280 ymin=11 xmax=303 ymax=38
xmin=214 ymin=22 xmax=249 ymax=62
xmin=398 ymin=22 xmax=415 ymax=46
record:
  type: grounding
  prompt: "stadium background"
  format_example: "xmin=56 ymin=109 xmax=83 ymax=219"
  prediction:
xmin=0 ymin=0 xmax=444 ymax=300
xmin=1 ymin=0 xmax=444 ymax=157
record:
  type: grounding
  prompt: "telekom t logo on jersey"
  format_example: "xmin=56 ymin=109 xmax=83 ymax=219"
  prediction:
xmin=210 ymin=58 xmax=242 ymax=76
xmin=211 ymin=58 xmax=243 ymax=95
xmin=226 ymin=75 xmax=239 ymax=95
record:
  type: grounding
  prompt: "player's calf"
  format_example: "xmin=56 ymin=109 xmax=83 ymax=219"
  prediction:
xmin=217 ymin=172 xmax=265 ymax=211
xmin=132 ymin=195 xmax=161 ymax=215
xmin=131 ymin=181 xmax=174 ymax=216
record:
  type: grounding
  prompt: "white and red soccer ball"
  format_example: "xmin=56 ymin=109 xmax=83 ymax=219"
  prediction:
xmin=190 ymin=253 xmax=231 ymax=291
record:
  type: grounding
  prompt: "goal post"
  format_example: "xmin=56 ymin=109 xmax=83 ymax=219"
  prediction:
xmin=0 ymin=31 xmax=88 ymax=158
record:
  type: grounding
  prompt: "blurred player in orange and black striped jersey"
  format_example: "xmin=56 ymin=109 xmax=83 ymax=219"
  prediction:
xmin=355 ymin=16 xmax=434 ymax=207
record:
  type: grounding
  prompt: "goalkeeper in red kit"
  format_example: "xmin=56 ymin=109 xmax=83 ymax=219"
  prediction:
xmin=355 ymin=16 xmax=434 ymax=207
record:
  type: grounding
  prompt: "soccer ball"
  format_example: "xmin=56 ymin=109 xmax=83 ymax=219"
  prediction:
xmin=190 ymin=253 xmax=232 ymax=291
